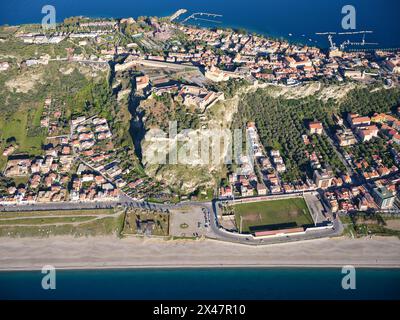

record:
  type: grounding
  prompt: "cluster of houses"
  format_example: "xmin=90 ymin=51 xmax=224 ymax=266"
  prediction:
xmin=100 ymin=20 xmax=400 ymax=88
xmin=39 ymin=98 xmax=68 ymax=136
xmin=220 ymin=121 xmax=337 ymax=199
xmin=354 ymin=155 xmax=398 ymax=181
xmin=334 ymin=111 xmax=400 ymax=181
xmin=346 ymin=113 xmax=379 ymax=142
xmin=247 ymin=123 xmax=284 ymax=194
xmin=308 ymin=112 xmax=400 ymax=179
xmin=9 ymin=17 xmax=400 ymax=89
xmin=219 ymin=110 xmax=400 ymax=212
xmin=370 ymin=111 xmax=400 ymax=144
xmin=0 ymin=88 xmax=171 ymax=204
xmin=71 ymin=116 xmax=113 ymax=153
xmin=177 ymin=26 xmax=320 ymax=85
xmin=172 ymin=25 xmax=398 ymax=85
xmin=1 ymin=135 xmax=74 ymax=204
xmin=15 ymin=19 xmax=117 ymax=45
xmin=220 ymin=123 xmax=287 ymax=198
xmin=323 ymin=180 xmax=397 ymax=213
xmin=377 ymin=50 xmax=400 ymax=75
xmin=0 ymin=113 xmax=121 ymax=205
xmin=308 ymin=111 xmax=400 ymax=212
xmin=219 ymin=171 xmax=261 ymax=198
xmin=69 ymin=163 xmax=119 ymax=202
xmin=122 ymin=177 xmax=159 ymax=200
xmin=70 ymin=116 xmax=160 ymax=201
xmin=70 ymin=116 xmax=123 ymax=201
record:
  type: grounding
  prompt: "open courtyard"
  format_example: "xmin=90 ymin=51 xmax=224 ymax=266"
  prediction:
xmin=169 ymin=206 xmax=211 ymax=238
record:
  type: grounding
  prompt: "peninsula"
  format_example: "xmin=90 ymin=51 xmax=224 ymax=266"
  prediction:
xmin=0 ymin=11 xmax=400 ymax=270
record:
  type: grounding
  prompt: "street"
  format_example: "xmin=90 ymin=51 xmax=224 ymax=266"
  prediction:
xmin=0 ymin=191 xmax=343 ymax=246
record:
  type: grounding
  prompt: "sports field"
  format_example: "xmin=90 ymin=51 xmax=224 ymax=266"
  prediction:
xmin=233 ymin=197 xmax=314 ymax=233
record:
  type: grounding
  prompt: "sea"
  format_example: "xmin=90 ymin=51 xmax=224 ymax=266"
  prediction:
xmin=0 ymin=267 xmax=400 ymax=300
xmin=0 ymin=0 xmax=400 ymax=49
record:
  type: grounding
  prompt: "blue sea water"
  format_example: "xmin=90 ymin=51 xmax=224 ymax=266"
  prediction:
xmin=0 ymin=268 xmax=399 ymax=300
xmin=0 ymin=0 xmax=399 ymax=49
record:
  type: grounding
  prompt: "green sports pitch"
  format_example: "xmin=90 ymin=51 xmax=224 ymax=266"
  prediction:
xmin=233 ymin=197 xmax=314 ymax=234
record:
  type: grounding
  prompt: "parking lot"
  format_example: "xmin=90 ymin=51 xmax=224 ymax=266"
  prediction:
xmin=303 ymin=192 xmax=330 ymax=225
xmin=169 ymin=205 xmax=211 ymax=238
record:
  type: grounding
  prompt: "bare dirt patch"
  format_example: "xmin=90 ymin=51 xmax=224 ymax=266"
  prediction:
xmin=243 ymin=213 xmax=260 ymax=222
xmin=5 ymin=71 xmax=43 ymax=93
xmin=59 ymin=67 xmax=74 ymax=75
xmin=385 ymin=219 xmax=400 ymax=231
xmin=258 ymin=82 xmax=362 ymax=103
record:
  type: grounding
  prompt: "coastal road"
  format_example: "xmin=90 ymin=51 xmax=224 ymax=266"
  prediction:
xmin=0 ymin=192 xmax=343 ymax=246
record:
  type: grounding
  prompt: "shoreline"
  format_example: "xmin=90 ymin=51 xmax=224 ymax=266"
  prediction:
xmin=1 ymin=14 xmax=313 ymax=50
xmin=1 ymin=263 xmax=400 ymax=272
xmin=4 ymin=12 xmax=398 ymax=51
xmin=1 ymin=235 xmax=400 ymax=272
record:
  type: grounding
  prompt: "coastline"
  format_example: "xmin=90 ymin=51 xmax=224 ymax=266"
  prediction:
xmin=3 ymin=1 xmax=399 ymax=49
xmin=1 ymin=235 xmax=400 ymax=271
xmin=2 ymin=15 xmax=314 ymax=50
xmin=2 ymin=263 xmax=400 ymax=272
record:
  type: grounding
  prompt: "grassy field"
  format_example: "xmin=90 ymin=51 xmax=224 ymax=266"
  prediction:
xmin=233 ymin=197 xmax=313 ymax=233
xmin=340 ymin=212 xmax=400 ymax=239
xmin=0 ymin=107 xmax=45 ymax=153
xmin=0 ymin=208 xmax=114 ymax=219
xmin=0 ymin=209 xmax=124 ymax=237
xmin=0 ymin=216 xmax=96 ymax=225
xmin=0 ymin=216 xmax=124 ymax=238
xmin=0 ymin=103 xmax=45 ymax=171
xmin=0 ymin=58 xmax=107 ymax=170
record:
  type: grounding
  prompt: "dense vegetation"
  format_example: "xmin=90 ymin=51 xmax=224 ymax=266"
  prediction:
xmin=210 ymin=79 xmax=249 ymax=99
xmin=346 ymin=137 xmax=396 ymax=169
xmin=233 ymin=89 xmax=343 ymax=181
xmin=141 ymin=93 xmax=200 ymax=132
xmin=232 ymin=86 xmax=400 ymax=182
xmin=340 ymin=86 xmax=400 ymax=115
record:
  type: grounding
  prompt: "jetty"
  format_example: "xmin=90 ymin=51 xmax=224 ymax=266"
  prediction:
xmin=182 ymin=12 xmax=223 ymax=24
xmin=170 ymin=9 xmax=187 ymax=21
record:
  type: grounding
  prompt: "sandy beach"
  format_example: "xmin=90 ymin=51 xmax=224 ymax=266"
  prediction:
xmin=0 ymin=235 xmax=400 ymax=271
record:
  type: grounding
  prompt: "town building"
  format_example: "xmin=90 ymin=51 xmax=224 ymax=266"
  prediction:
xmin=372 ymin=186 xmax=395 ymax=209
xmin=136 ymin=75 xmax=150 ymax=91
xmin=343 ymin=69 xmax=364 ymax=80
xmin=308 ymin=121 xmax=323 ymax=135
xmin=355 ymin=125 xmax=379 ymax=142
xmin=313 ymin=168 xmax=334 ymax=189
xmin=347 ymin=113 xmax=371 ymax=128
xmin=256 ymin=183 xmax=267 ymax=195
xmin=336 ymin=129 xmax=357 ymax=146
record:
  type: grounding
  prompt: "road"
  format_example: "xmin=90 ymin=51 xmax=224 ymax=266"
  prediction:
xmin=0 ymin=192 xmax=343 ymax=246
xmin=323 ymin=130 xmax=354 ymax=177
